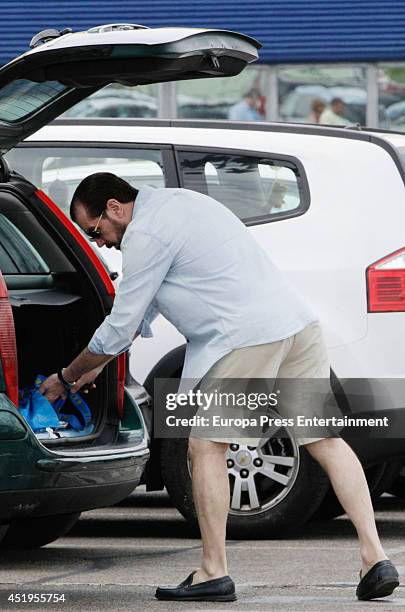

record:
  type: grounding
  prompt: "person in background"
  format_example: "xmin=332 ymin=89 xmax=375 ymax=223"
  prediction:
xmin=308 ymin=98 xmax=326 ymax=124
xmin=228 ymin=88 xmax=263 ymax=121
xmin=319 ymin=97 xmax=348 ymax=126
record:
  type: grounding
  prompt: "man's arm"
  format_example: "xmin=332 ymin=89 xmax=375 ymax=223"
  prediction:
xmin=66 ymin=347 xmax=114 ymax=381
xmin=39 ymin=328 xmax=143 ymax=402
xmin=39 ymin=348 xmax=114 ymax=402
xmin=39 ymin=227 xmax=172 ymax=402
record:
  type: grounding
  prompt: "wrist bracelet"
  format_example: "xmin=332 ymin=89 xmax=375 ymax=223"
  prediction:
xmin=57 ymin=368 xmax=76 ymax=390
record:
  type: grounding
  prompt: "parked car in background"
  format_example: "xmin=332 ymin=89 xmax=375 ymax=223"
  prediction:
xmin=177 ymin=93 xmax=235 ymax=119
xmin=63 ymin=85 xmax=157 ymax=119
xmin=0 ymin=23 xmax=259 ymax=546
xmin=384 ymin=100 xmax=405 ymax=129
xmin=7 ymin=116 xmax=405 ymax=537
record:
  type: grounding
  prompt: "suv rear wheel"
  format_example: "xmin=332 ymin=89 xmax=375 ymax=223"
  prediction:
xmin=387 ymin=465 xmax=405 ymax=498
xmin=0 ymin=524 xmax=9 ymax=543
xmin=0 ymin=512 xmax=80 ymax=549
xmin=161 ymin=435 xmax=329 ymax=538
xmin=312 ymin=461 xmax=402 ymax=521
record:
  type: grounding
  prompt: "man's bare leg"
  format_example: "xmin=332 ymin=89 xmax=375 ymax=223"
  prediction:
xmin=188 ymin=437 xmax=230 ymax=584
xmin=305 ymin=437 xmax=388 ymax=577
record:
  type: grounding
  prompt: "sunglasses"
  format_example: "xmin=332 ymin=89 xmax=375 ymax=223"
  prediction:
xmin=86 ymin=211 xmax=104 ymax=241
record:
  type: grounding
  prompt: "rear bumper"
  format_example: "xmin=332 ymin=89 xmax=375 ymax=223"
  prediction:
xmin=326 ymin=374 xmax=405 ymax=464
xmin=0 ymin=390 xmax=149 ymax=522
xmin=0 ymin=446 xmax=149 ymax=522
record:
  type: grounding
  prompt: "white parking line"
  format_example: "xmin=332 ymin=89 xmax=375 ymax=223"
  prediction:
xmin=51 ymin=543 xmax=201 ymax=549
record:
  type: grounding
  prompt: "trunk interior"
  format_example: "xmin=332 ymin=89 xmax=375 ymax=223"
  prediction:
xmin=11 ymin=288 xmax=100 ymax=440
xmin=0 ymin=183 xmax=110 ymax=445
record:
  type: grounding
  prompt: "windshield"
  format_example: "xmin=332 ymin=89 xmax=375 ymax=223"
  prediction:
xmin=0 ymin=79 xmax=70 ymax=122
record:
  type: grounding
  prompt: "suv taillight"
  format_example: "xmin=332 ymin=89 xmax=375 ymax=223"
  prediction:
xmin=0 ymin=275 xmax=18 ymax=405
xmin=367 ymin=248 xmax=405 ymax=312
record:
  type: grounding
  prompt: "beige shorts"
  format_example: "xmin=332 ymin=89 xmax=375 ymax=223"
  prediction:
xmin=191 ymin=320 xmax=342 ymax=447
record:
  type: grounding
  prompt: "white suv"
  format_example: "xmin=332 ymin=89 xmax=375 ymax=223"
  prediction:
xmin=6 ymin=117 xmax=405 ymax=536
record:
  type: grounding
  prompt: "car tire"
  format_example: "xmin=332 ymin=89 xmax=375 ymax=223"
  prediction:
xmin=0 ymin=524 xmax=9 ymax=543
xmin=371 ymin=461 xmax=403 ymax=500
xmin=0 ymin=512 xmax=81 ymax=549
xmin=311 ymin=461 xmax=402 ymax=521
xmin=387 ymin=465 xmax=405 ymax=498
xmin=161 ymin=436 xmax=329 ymax=538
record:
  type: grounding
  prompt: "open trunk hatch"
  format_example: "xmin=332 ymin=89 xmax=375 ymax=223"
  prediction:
xmin=0 ymin=24 xmax=260 ymax=153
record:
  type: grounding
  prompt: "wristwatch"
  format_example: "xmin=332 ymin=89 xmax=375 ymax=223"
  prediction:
xmin=57 ymin=368 xmax=76 ymax=390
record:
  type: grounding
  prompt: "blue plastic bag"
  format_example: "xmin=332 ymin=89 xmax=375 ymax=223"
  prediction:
xmin=18 ymin=374 xmax=92 ymax=433
xmin=19 ymin=381 xmax=60 ymax=432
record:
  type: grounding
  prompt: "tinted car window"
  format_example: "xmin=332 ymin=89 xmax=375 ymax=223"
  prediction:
xmin=0 ymin=80 xmax=69 ymax=122
xmin=0 ymin=242 xmax=18 ymax=274
xmin=0 ymin=214 xmax=49 ymax=274
xmin=177 ymin=150 xmax=306 ymax=225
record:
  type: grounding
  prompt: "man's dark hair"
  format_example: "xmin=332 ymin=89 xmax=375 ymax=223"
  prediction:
xmin=331 ymin=97 xmax=344 ymax=106
xmin=70 ymin=172 xmax=138 ymax=221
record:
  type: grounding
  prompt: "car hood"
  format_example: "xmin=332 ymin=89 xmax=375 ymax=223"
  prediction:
xmin=0 ymin=24 xmax=260 ymax=154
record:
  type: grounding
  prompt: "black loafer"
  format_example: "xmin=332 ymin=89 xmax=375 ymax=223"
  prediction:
xmin=155 ymin=571 xmax=237 ymax=601
xmin=356 ymin=560 xmax=399 ymax=600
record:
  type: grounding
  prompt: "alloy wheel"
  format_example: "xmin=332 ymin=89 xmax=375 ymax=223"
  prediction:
xmin=226 ymin=436 xmax=300 ymax=516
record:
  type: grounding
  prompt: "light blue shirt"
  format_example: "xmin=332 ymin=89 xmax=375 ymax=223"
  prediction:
xmin=88 ymin=186 xmax=317 ymax=384
xmin=228 ymin=99 xmax=262 ymax=121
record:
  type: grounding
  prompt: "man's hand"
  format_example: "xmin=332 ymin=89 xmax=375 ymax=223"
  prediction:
xmin=39 ymin=374 xmax=67 ymax=403
xmin=39 ymin=348 xmax=115 ymax=403
xmin=71 ymin=365 xmax=104 ymax=394
xmin=39 ymin=366 xmax=105 ymax=402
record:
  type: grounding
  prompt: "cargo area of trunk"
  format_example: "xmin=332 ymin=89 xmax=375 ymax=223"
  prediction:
xmin=10 ymin=285 xmax=102 ymax=440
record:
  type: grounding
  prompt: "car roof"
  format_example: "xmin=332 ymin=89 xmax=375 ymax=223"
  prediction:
xmin=24 ymin=117 xmax=405 ymax=145
xmin=370 ymin=131 xmax=405 ymax=148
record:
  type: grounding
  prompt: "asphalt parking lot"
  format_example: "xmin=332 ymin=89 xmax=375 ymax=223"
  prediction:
xmin=0 ymin=488 xmax=404 ymax=612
